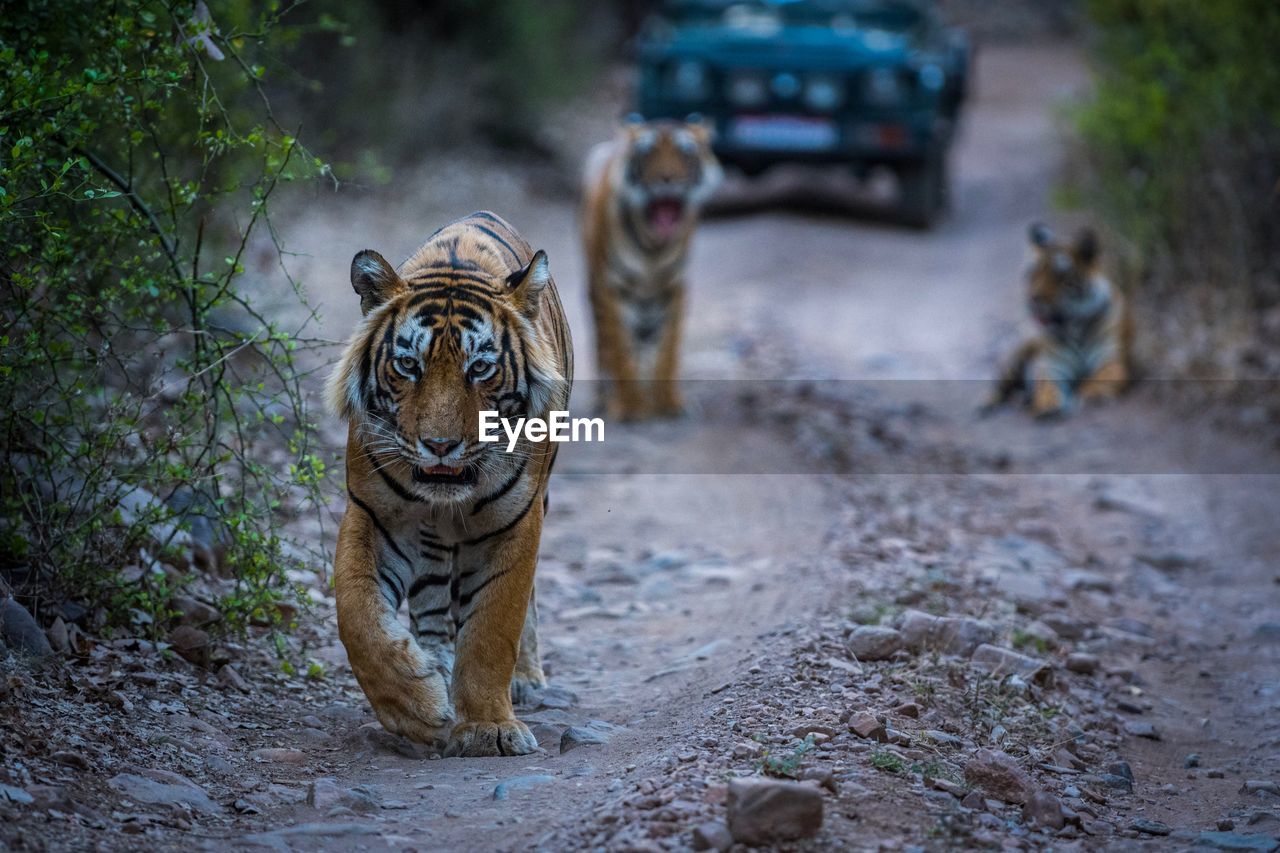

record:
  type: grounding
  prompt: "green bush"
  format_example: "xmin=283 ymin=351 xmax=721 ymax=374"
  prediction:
xmin=0 ymin=1 xmax=329 ymax=636
xmin=1068 ymin=0 xmax=1280 ymax=366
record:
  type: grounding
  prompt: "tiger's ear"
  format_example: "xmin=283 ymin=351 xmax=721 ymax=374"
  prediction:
xmin=350 ymin=250 xmax=404 ymax=315
xmin=685 ymin=112 xmax=715 ymax=144
xmin=1028 ymin=222 xmax=1054 ymax=250
xmin=506 ymin=250 xmax=550 ymax=318
xmin=1074 ymin=228 xmax=1100 ymax=267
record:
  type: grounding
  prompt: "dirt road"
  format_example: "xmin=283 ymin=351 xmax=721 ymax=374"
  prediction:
xmin=5 ymin=42 xmax=1277 ymax=853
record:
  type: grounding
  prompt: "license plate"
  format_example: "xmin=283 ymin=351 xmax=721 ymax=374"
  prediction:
xmin=729 ymin=116 xmax=838 ymax=151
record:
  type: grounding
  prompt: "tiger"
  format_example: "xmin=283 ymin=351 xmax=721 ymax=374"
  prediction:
xmin=987 ymin=222 xmax=1132 ymax=418
xmin=582 ymin=115 xmax=722 ymax=420
xmin=327 ymin=211 xmax=572 ymax=757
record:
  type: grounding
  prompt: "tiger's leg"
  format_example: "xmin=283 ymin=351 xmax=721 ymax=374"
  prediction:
xmin=406 ymin=535 xmax=457 ymax=696
xmin=335 ymin=509 xmax=452 ymax=742
xmin=1028 ymin=353 xmax=1074 ymax=419
xmin=981 ymin=339 xmax=1040 ymax=413
xmin=652 ymin=286 xmax=685 ymax=417
xmin=447 ymin=518 xmax=542 ymax=757
xmin=1078 ymin=358 xmax=1128 ymax=402
xmin=510 ymin=589 xmax=546 ymax=705
xmin=590 ymin=279 xmax=646 ymax=421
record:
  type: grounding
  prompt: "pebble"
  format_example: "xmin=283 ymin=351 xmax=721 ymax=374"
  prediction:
xmin=1066 ymin=653 xmax=1100 ymax=674
xmin=726 ymin=778 xmax=823 ymax=845
xmin=1124 ymin=721 xmax=1160 ymax=740
xmin=1131 ymin=818 xmax=1172 ymax=836
xmin=1241 ymin=781 xmax=1280 ymax=796
xmin=897 ymin=610 xmax=996 ymax=656
xmin=250 ymin=748 xmax=307 ymax=765
xmin=1195 ymin=831 xmax=1280 ymax=851
xmin=1186 ymin=753 xmax=1202 ymax=768
xmin=1023 ymin=790 xmax=1066 ymax=829
xmin=166 ymin=625 xmax=210 ymax=665
xmin=0 ymin=598 xmax=53 ymax=657
xmin=307 ymin=778 xmax=377 ymax=813
xmin=493 ymin=774 xmax=555 ymax=801
xmin=848 ymin=711 xmax=887 ymax=742
xmin=691 ymin=820 xmax=733 ymax=852
xmin=846 ymin=626 xmax=903 ymax=661
xmin=970 ymin=644 xmax=1051 ymax=683
xmin=965 ymin=749 xmax=1033 ymax=804
xmin=107 ymin=770 xmax=220 ymax=814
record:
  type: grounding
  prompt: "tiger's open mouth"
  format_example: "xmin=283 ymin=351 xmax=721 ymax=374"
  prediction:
xmin=411 ymin=464 xmax=478 ymax=486
xmin=645 ymin=197 xmax=686 ymax=240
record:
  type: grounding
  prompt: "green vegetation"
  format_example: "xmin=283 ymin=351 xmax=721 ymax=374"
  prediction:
xmin=758 ymin=735 xmax=816 ymax=779
xmin=0 ymin=1 xmax=329 ymax=634
xmin=1069 ymin=0 xmax=1280 ymax=372
xmin=870 ymin=748 xmax=906 ymax=774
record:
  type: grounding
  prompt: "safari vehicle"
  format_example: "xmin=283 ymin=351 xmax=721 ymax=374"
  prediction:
xmin=635 ymin=0 xmax=970 ymax=226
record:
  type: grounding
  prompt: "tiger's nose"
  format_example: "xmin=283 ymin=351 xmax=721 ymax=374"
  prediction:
xmin=422 ymin=437 xmax=461 ymax=457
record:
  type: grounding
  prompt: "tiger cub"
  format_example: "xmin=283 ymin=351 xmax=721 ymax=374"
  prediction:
xmin=582 ymin=116 xmax=722 ymax=420
xmin=989 ymin=223 xmax=1132 ymax=417
xmin=327 ymin=212 xmax=573 ymax=756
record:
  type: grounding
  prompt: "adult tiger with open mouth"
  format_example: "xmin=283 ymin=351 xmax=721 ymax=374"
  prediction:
xmin=582 ymin=115 xmax=721 ymax=420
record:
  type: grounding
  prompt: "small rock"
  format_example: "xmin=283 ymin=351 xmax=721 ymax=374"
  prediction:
xmin=51 ymin=750 xmax=90 ymax=770
xmin=1185 ymin=754 xmax=1202 ymax=768
xmin=1218 ymin=819 xmax=1236 ymax=831
xmin=898 ymin=610 xmax=996 ymax=656
xmin=1023 ymin=790 xmax=1066 ymax=829
xmin=1241 ymin=781 xmax=1280 ymax=797
xmin=970 ymin=644 xmax=1051 ymax=683
xmin=0 ymin=597 xmax=53 ymax=657
xmin=1124 ymin=721 xmax=1161 ymax=740
xmin=170 ymin=595 xmax=222 ymax=627
xmin=800 ymin=767 xmax=839 ymax=794
xmin=846 ymin=626 xmax=903 ymax=661
xmin=107 ymin=771 xmax=220 ymax=814
xmin=307 ymin=778 xmax=377 ymax=813
xmin=961 ymin=790 xmax=985 ymax=811
xmin=1195 ymin=831 xmax=1280 ymax=851
xmin=726 ymin=778 xmax=823 ymax=845
xmin=217 ymin=664 xmax=249 ymax=693
xmin=1041 ymin=612 xmax=1089 ymax=640
xmin=893 ymin=702 xmax=921 ymax=718
xmin=1131 ymin=818 xmax=1172 ymax=836
xmin=848 ymin=710 xmax=887 ymax=742
xmin=964 ymin=749 xmax=1033 ymax=804
xmin=1135 ymin=551 xmax=1200 ymax=571
xmin=493 ymin=774 xmax=555 ymax=801
xmin=1208 ymin=769 xmax=1227 ymax=779
xmin=791 ymin=723 xmax=838 ymax=741
xmin=0 ymin=783 xmax=33 ymax=805
xmin=1062 ymin=570 xmax=1114 ymax=593
xmin=250 ymin=748 xmax=306 ymax=765
xmin=691 ymin=820 xmax=734 ymax=852
xmin=560 ymin=726 xmax=608 ymax=754
xmin=1066 ymin=653 xmax=1100 ymax=674
xmin=167 ymin=625 xmax=210 ymax=666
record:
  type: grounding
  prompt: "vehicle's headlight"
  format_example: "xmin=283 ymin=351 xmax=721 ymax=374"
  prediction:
xmin=728 ymin=73 xmax=768 ymax=108
xmin=863 ymin=67 xmax=904 ymax=106
xmin=918 ymin=63 xmax=945 ymax=92
xmin=804 ymin=75 xmax=844 ymax=111
xmin=670 ymin=60 xmax=710 ymax=101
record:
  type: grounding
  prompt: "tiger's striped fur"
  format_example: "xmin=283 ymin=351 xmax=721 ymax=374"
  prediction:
xmin=327 ymin=211 xmax=572 ymax=756
xmin=582 ymin=117 xmax=721 ymax=420
xmin=990 ymin=223 xmax=1132 ymax=417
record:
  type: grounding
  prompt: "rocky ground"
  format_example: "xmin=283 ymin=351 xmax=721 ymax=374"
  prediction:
xmin=3 ymin=40 xmax=1279 ymax=852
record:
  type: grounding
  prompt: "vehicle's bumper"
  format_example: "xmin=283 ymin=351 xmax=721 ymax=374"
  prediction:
xmin=641 ymin=101 xmax=950 ymax=168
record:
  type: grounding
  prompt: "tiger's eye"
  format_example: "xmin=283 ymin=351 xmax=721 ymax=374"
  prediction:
xmin=469 ymin=360 xmax=496 ymax=381
xmin=395 ymin=355 xmax=419 ymax=375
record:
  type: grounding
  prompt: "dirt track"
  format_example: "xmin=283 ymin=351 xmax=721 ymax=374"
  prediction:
xmin=4 ymin=41 xmax=1277 ymax=853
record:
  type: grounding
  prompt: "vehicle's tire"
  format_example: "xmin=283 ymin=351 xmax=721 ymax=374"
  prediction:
xmin=898 ymin=151 xmax=948 ymax=228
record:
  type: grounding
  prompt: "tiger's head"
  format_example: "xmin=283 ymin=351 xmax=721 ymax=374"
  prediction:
xmin=1025 ymin=222 xmax=1108 ymax=332
xmin=619 ymin=116 xmax=722 ymax=244
xmin=327 ymin=248 xmax=563 ymax=505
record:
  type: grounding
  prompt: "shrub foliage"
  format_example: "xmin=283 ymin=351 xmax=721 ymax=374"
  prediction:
xmin=0 ymin=0 xmax=329 ymax=634
xmin=1070 ymin=0 xmax=1280 ymax=370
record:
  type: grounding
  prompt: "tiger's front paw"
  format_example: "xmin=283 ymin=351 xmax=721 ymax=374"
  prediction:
xmin=363 ymin=669 xmax=454 ymax=744
xmin=445 ymin=719 xmax=539 ymax=757
xmin=510 ymin=667 xmax=547 ymax=706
